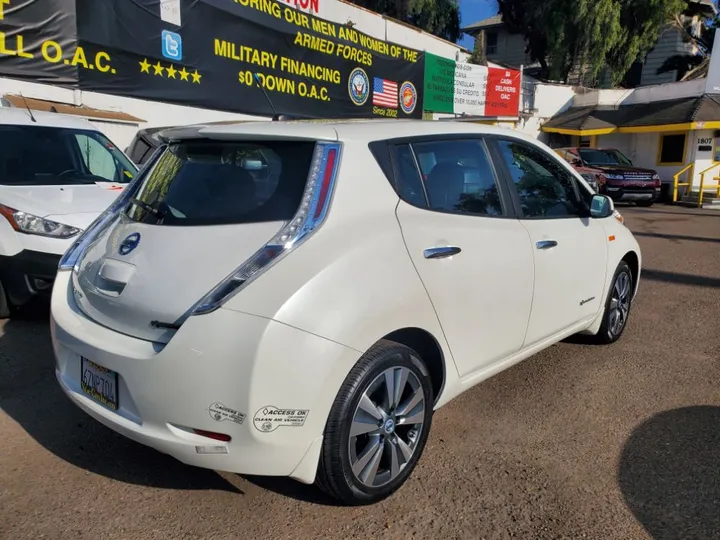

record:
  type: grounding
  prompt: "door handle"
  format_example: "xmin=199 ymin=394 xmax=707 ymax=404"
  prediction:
xmin=424 ymin=246 xmax=462 ymax=259
xmin=536 ymin=240 xmax=558 ymax=250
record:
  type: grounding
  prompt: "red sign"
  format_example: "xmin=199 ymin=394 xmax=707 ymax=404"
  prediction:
xmin=485 ymin=68 xmax=521 ymax=117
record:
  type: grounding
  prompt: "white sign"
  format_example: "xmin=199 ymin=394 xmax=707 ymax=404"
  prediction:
xmin=453 ymin=63 xmax=488 ymax=116
xmin=160 ymin=0 xmax=181 ymax=26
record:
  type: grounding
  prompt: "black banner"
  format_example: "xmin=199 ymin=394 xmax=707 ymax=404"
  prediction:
xmin=0 ymin=0 xmax=424 ymax=118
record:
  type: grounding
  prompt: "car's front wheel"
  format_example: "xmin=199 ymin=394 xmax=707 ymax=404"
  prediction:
xmin=596 ymin=261 xmax=633 ymax=344
xmin=316 ymin=340 xmax=434 ymax=505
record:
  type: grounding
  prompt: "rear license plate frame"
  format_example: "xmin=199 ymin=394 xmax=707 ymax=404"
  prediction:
xmin=80 ymin=357 xmax=119 ymax=411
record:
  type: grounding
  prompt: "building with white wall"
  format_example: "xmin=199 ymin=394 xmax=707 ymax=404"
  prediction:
xmin=540 ymin=76 xmax=720 ymax=203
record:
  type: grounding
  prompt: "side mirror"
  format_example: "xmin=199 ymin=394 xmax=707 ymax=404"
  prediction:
xmin=590 ymin=194 xmax=614 ymax=218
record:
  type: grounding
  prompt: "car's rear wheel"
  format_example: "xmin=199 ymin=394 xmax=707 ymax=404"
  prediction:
xmin=316 ymin=340 xmax=433 ymax=505
xmin=596 ymin=261 xmax=633 ymax=344
xmin=0 ymin=280 xmax=16 ymax=319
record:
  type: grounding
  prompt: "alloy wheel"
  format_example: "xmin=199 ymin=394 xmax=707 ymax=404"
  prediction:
xmin=608 ymin=270 xmax=631 ymax=336
xmin=347 ymin=365 xmax=427 ymax=488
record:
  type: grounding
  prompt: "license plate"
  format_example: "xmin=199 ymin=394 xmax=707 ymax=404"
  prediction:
xmin=80 ymin=357 xmax=119 ymax=411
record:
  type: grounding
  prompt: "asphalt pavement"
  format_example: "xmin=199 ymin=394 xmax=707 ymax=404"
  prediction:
xmin=1 ymin=205 xmax=719 ymax=540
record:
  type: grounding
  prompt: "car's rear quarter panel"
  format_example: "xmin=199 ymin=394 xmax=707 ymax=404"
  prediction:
xmin=221 ymin=138 xmax=456 ymax=400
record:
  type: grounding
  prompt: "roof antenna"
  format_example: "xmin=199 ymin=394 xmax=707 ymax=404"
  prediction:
xmin=18 ymin=92 xmax=37 ymax=123
xmin=253 ymin=73 xmax=281 ymax=121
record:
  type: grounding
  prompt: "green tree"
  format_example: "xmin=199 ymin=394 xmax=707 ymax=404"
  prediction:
xmin=497 ymin=0 xmax=687 ymax=85
xmin=346 ymin=0 xmax=461 ymax=42
xmin=657 ymin=12 xmax=719 ymax=80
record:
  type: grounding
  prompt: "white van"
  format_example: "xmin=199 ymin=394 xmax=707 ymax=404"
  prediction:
xmin=0 ymin=107 xmax=138 ymax=317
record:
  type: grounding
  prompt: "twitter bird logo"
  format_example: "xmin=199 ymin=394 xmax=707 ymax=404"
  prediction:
xmin=161 ymin=30 xmax=182 ymax=61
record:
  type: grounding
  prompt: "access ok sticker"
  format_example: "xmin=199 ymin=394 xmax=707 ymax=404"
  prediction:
xmin=209 ymin=402 xmax=246 ymax=425
xmin=253 ymin=405 xmax=309 ymax=432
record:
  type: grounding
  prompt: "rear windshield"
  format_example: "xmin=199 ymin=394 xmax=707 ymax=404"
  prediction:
xmin=124 ymin=140 xmax=315 ymax=226
xmin=0 ymin=125 xmax=137 ymax=186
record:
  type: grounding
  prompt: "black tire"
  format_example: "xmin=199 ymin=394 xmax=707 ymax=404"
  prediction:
xmin=595 ymin=261 xmax=633 ymax=344
xmin=316 ymin=339 xmax=434 ymax=505
xmin=636 ymin=200 xmax=654 ymax=207
xmin=0 ymin=280 xmax=12 ymax=319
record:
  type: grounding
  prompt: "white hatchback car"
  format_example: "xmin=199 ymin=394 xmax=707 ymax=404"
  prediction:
xmin=51 ymin=120 xmax=641 ymax=505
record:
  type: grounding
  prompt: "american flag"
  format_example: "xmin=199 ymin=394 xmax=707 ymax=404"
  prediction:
xmin=373 ymin=77 xmax=398 ymax=108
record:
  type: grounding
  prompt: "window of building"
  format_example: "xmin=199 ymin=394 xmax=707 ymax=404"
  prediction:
xmin=486 ymin=31 xmax=498 ymax=55
xmin=658 ymin=133 xmax=687 ymax=165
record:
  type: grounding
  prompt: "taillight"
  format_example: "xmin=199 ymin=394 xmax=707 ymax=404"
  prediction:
xmin=190 ymin=141 xmax=342 ymax=315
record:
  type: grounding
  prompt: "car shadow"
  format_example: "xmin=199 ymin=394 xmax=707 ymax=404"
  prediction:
xmin=241 ymin=475 xmax=341 ymax=506
xmin=632 ymin=231 xmax=720 ymax=244
xmin=618 ymin=406 xmax=720 ymax=540
xmin=641 ymin=269 xmax=720 ymax=289
xmin=0 ymin=299 xmax=242 ymax=494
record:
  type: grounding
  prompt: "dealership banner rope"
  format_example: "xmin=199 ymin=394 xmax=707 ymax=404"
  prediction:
xmin=0 ymin=0 xmax=424 ymax=118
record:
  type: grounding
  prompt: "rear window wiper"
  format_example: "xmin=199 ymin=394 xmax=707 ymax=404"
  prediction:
xmin=128 ymin=197 xmax=166 ymax=220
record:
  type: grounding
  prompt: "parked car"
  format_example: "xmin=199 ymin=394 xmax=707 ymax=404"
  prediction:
xmin=555 ymin=147 xmax=661 ymax=206
xmin=51 ymin=120 xmax=641 ymax=505
xmin=124 ymin=126 xmax=166 ymax=166
xmin=0 ymin=107 xmax=138 ymax=317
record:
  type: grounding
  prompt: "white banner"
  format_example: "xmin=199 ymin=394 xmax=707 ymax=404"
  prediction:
xmin=454 ymin=62 xmax=488 ymax=116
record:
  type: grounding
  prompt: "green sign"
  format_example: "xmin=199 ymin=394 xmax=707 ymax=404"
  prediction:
xmin=424 ymin=52 xmax=456 ymax=114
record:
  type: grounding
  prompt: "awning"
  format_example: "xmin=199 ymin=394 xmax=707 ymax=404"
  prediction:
xmin=541 ymin=106 xmax=617 ymax=135
xmin=542 ymin=94 xmax=720 ymax=135
xmin=2 ymin=95 xmax=145 ymax=123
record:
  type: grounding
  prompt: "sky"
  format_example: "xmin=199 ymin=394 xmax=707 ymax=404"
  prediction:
xmin=458 ymin=0 xmax=497 ymax=48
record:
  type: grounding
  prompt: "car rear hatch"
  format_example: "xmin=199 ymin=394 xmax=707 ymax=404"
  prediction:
xmin=72 ymin=126 xmax=336 ymax=343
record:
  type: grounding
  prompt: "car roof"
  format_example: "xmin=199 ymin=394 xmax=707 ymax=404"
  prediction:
xmin=0 ymin=106 xmax=98 ymax=130
xmin=160 ymin=119 xmax=540 ymax=145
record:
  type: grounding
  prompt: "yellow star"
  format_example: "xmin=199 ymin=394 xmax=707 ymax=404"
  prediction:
xmin=191 ymin=70 xmax=202 ymax=84
xmin=139 ymin=58 xmax=151 ymax=73
xmin=166 ymin=64 xmax=177 ymax=79
xmin=179 ymin=67 xmax=189 ymax=81
xmin=153 ymin=61 xmax=164 ymax=76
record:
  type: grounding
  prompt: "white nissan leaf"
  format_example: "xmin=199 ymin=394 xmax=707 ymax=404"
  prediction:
xmin=51 ymin=120 xmax=641 ymax=505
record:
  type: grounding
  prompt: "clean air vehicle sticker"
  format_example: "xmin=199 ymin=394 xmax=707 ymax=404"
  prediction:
xmin=253 ymin=406 xmax=309 ymax=432
xmin=208 ymin=402 xmax=246 ymax=425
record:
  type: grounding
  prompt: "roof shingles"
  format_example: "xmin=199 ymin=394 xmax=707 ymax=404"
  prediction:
xmin=543 ymin=94 xmax=720 ymax=133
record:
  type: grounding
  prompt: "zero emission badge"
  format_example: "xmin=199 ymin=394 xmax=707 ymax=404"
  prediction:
xmin=399 ymin=81 xmax=417 ymax=114
xmin=348 ymin=67 xmax=370 ymax=106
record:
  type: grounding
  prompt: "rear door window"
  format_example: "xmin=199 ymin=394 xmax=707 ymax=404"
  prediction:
xmin=392 ymin=139 xmax=505 ymax=217
xmin=125 ymin=140 xmax=316 ymax=226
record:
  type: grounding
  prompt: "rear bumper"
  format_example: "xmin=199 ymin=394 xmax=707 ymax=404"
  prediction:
xmin=50 ymin=270 xmax=360 ymax=482
xmin=0 ymin=250 xmax=60 ymax=306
